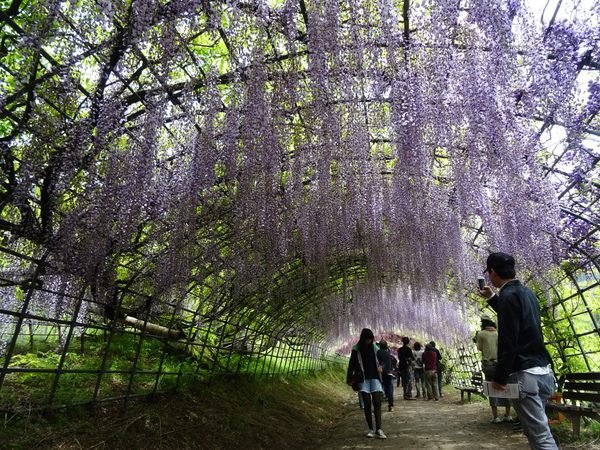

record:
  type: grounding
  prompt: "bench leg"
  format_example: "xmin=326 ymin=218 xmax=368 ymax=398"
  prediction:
xmin=460 ymin=391 xmax=464 ymax=402
xmin=572 ymin=415 xmax=581 ymax=437
xmin=467 ymin=391 xmax=471 ymax=402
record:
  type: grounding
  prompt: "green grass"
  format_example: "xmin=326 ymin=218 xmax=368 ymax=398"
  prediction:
xmin=1 ymin=331 xmax=343 ymax=412
xmin=550 ymin=416 xmax=600 ymax=449
xmin=1 ymin=365 xmax=353 ymax=449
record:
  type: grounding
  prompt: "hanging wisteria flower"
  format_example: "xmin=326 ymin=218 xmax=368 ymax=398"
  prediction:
xmin=0 ymin=0 xmax=596 ymax=364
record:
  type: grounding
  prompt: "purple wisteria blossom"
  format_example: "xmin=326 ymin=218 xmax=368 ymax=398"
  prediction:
xmin=0 ymin=0 xmax=597 ymax=359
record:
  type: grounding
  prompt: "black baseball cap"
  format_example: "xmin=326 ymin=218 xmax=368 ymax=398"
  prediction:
xmin=484 ymin=252 xmax=515 ymax=274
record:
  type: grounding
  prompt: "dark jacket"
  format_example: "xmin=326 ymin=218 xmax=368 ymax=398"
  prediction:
xmin=377 ymin=348 xmax=397 ymax=376
xmin=433 ymin=348 xmax=443 ymax=371
xmin=346 ymin=343 xmax=382 ymax=384
xmin=397 ymin=345 xmax=414 ymax=370
xmin=487 ymin=280 xmax=549 ymax=385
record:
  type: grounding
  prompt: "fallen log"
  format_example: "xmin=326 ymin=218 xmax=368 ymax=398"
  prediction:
xmin=123 ymin=315 xmax=185 ymax=339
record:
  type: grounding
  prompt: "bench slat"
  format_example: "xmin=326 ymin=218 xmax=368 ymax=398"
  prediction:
xmin=471 ymin=373 xmax=483 ymax=385
xmin=562 ymin=391 xmax=600 ymax=403
xmin=456 ymin=387 xmax=481 ymax=391
xmin=564 ymin=381 xmax=600 ymax=392
xmin=546 ymin=403 xmax=598 ymax=414
xmin=565 ymin=372 xmax=600 ymax=381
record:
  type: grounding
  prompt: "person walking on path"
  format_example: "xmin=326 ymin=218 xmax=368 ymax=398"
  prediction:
xmin=377 ymin=339 xmax=397 ymax=412
xmin=346 ymin=328 xmax=387 ymax=439
xmin=429 ymin=341 xmax=444 ymax=397
xmin=474 ymin=315 xmax=513 ymax=423
xmin=412 ymin=342 xmax=425 ymax=398
xmin=422 ymin=343 xmax=440 ymax=400
xmin=397 ymin=337 xmax=415 ymax=399
xmin=479 ymin=252 xmax=557 ymax=450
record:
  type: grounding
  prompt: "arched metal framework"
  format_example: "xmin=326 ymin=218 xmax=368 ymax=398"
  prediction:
xmin=0 ymin=0 xmax=598 ymax=413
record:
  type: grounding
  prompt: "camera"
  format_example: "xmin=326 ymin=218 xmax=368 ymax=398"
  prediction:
xmin=477 ymin=277 xmax=485 ymax=290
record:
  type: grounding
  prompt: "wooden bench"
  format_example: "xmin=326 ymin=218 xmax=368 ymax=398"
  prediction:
xmin=455 ymin=371 xmax=484 ymax=402
xmin=546 ymin=372 xmax=600 ymax=437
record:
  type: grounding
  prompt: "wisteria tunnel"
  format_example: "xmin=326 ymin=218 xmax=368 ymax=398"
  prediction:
xmin=0 ymin=0 xmax=598 ymax=424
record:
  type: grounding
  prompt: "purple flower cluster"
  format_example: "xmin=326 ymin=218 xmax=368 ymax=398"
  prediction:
xmin=0 ymin=0 xmax=596 ymax=358
xmin=322 ymin=281 xmax=473 ymax=351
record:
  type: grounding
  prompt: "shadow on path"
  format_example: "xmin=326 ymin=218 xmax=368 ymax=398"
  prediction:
xmin=317 ymin=388 xmax=530 ymax=449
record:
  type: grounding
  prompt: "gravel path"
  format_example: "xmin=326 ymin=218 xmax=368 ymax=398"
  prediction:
xmin=317 ymin=388 xmax=530 ymax=449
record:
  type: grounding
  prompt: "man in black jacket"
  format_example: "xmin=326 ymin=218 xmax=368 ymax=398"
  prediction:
xmin=397 ymin=337 xmax=415 ymax=399
xmin=479 ymin=252 xmax=557 ymax=450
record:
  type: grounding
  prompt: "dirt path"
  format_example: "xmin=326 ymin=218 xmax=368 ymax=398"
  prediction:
xmin=317 ymin=388 xmax=530 ymax=449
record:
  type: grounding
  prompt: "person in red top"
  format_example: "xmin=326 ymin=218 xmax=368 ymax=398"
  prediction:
xmin=422 ymin=344 xmax=439 ymax=400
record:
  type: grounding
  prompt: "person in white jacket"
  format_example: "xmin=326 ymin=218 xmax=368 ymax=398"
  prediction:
xmin=475 ymin=315 xmax=513 ymax=423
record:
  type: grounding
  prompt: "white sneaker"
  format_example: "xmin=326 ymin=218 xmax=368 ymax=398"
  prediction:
xmin=491 ymin=417 xmax=503 ymax=424
xmin=366 ymin=429 xmax=375 ymax=438
xmin=503 ymin=415 xmax=514 ymax=423
xmin=376 ymin=429 xmax=387 ymax=439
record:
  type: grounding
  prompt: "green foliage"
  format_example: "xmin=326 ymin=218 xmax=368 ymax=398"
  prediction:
xmin=1 ymin=324 xmax=340 ymax=411
xmin=538 ymin=271 xmax=600 ymax=375
xmin=2 ymin=365 xmax=351 ymax=449
xmin=550 ymin=414 xmax=600 ymax=447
